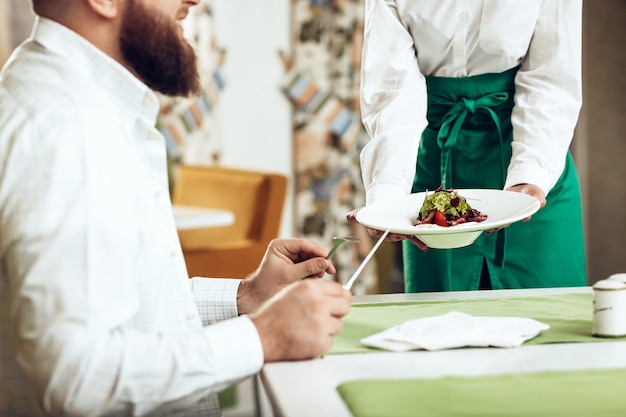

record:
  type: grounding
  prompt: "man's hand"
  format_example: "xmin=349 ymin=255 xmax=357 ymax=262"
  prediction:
xmin=249 ymin=279 xmax=352 ymax=362
xmin=237 ymin=238 xmax=335 ymax=315
xmin=347 ymin=207 xmax=428 ymax=252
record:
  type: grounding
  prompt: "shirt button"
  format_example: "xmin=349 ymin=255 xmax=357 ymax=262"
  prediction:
xmin=170 ymin=249 xmax=178 ymax=258
xmin=456 ymin=72 xmax=466 ymax=77
xmin=459 ymin=12 xmax=468 ymax=21
xmin=143 ymin=95 xmax=152 ymax=105
xmin=154 ymin=189 xmax=163 ymax=199
xmin=454 ymin=49 xmax=463 ymax=56
xmin=149 ymin=131 xmax=158 ymax=140
xmin=186 ymin=313 xmax=195 ymax=321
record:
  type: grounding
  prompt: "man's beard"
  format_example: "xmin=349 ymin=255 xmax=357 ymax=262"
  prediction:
xmin=119 ymin=0 xmax=201 ymax=97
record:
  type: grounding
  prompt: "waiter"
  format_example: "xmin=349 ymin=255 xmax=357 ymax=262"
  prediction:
xmin=349 ymin=0 xmax=586 ymax=292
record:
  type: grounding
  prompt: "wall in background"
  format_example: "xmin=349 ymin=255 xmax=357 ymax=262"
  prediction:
xmin=1 ymin=0 xmax=35 ymax=66
xmin=213 ymin=0 xmax=294 ymax=237
xmin=0 ymin=1 xmax=11 ymax=65
xmin=214 ymin=0 xmax=379 ymax=294
xmin=581 ymin=0 xmax=626 ymax=283
xmin=9 ymin=0 xmax=33 ymax=43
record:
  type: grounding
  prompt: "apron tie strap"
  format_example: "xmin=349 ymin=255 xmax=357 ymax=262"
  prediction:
xmin=495 ymin=229 xmax=506 ymax=268
xmin=433 ymin=92 xmax=509 ymax=188
xmin=431 ymin=91 xmax=510 ymax=269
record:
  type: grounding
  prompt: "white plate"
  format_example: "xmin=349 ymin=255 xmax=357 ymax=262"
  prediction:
xmin=356 ymin=189 xmax=540 ymax=249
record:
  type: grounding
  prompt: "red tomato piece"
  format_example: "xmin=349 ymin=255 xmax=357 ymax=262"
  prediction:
xmin=433 ymin=210 xmax=448 ymax=227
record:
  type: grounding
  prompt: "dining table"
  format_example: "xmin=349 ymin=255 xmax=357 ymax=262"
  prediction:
xmin=171 ymin=204 xmax=235 ymax=230
xmin=259 ymin=286 xmax=626 ymax=417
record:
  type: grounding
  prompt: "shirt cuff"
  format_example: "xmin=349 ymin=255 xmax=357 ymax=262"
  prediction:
xmin=200 ymin=315 xmax=264 ymax=380
xmin=504 ymin=163 xmax=554 ymax=197
xmin=190 ymin=277 xmax=241 ymax=325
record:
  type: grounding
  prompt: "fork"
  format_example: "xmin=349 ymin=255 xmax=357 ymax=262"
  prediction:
xmin=326 ymin=236 xmax=360 ymax=259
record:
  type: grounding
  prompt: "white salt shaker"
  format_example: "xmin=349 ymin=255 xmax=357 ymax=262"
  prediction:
xmin=592 ymin=279 xmax=626 ymax=337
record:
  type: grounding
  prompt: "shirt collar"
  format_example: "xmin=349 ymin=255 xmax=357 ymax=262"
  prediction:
xmin=32 ymin=18 xmax=160 ymax=124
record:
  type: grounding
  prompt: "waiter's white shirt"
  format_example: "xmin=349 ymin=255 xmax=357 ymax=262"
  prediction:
xmin=0 ymin=18 xmax=263 ymax=417
xmin=360 ymin=0 xmax=582 ymax=205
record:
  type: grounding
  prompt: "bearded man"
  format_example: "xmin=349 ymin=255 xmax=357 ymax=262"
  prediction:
xmin=0 ymin=1 xmax=352 ymax=416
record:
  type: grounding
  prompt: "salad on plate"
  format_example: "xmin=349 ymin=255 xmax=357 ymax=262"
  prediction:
xmin=415 ymin=184 xmax=488 ymax=227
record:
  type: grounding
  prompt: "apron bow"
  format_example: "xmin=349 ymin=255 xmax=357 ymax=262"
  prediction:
xmin=434 ymin=91 xmax=509 ymax=188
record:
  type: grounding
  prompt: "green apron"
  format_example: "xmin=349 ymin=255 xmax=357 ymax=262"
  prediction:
xmin=403 ymin=67 xmax=587 ymax=292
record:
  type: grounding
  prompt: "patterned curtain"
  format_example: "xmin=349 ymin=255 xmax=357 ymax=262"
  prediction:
xmin=282 ymin=0 xmax=379 ymax=295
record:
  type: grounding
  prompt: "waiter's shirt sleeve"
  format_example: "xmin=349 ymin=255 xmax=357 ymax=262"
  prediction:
xmin=359 ymin=0 xmax=429 ymax=206
xmin=507 ymin=0 xmax=583 ymax=195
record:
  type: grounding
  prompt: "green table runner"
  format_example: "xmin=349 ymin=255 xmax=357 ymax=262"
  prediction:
xmin=337 ymin=367 xmax=626 ymax=417
xmin=330 ymin=293 xmax=624 ymax=355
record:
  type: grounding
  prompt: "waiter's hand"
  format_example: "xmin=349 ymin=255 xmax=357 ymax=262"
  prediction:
xmin=346 ymin=208 xmax=428 ymax=252
xmin=505 ymin=183 xmax=546 ymax=219
xmin=486 ymin=183 xmax=546 ymax=235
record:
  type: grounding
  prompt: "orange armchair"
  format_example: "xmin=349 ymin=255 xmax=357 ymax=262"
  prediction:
xmin=172 ymin=164 xmax=288 ymax=278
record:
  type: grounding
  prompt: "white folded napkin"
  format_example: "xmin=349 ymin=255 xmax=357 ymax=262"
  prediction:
xmin=361 ymin=311 xmax=550 ymax=352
